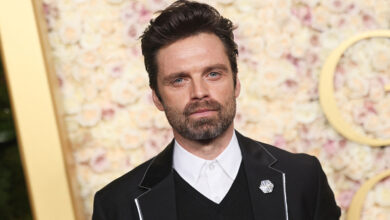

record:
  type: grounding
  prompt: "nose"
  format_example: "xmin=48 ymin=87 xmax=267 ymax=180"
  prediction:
xmin=190 ymin=78 xmax=209 ymax=100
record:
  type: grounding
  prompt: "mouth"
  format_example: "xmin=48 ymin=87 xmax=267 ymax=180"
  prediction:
xmin=189 ymin=108 xmax=217 ymax=117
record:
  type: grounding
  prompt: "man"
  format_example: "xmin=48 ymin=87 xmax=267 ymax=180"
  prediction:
xmin=92 ymin=1 xmax=341 ymax=219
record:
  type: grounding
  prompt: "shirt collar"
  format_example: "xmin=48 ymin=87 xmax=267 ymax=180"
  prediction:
xmin=173 ymin=131 xmax=242 ymax=183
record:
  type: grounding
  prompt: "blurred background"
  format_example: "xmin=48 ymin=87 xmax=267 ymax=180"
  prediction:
xmin=1 ymin=0 xmax=390 ymax=219
xmin=0 ymin=54 xmax=32 ymax=219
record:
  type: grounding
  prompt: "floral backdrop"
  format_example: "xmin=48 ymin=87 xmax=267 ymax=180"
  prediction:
xmin=42 ymin=0 xmax=390 ymax=219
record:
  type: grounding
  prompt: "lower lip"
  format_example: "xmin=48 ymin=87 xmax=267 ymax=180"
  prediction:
xmin=190 ymin=110 xmax=217 ymax=118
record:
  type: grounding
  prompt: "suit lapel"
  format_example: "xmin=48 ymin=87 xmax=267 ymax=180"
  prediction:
xmin=135 ymin=132 xmax=289 ymax=220
xmin=237 ymin=131 xmax=288 ymax=220
xmin=135 ymin=141 xmax=177 ymax=220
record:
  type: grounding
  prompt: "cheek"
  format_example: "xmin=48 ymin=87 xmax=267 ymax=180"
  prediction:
xmin=161 ymin=91 xmax=189 ymax=110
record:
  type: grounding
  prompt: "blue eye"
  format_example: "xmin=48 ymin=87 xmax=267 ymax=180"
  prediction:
xmin=172 ymin=78 xmax=184 ymax=85
xmin=209 ymin=72 xmax=220 ymax=77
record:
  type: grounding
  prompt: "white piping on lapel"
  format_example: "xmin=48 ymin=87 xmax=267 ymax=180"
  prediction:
xmin=134 ymin=198 xmax=143 ymax=220
xmin=134 ymin=188 xmax=153 ymax=220
xmin=256 ymin=141 xmax=289 ymax=220
xmin=282 ymin=173 xmax=289 ymax=220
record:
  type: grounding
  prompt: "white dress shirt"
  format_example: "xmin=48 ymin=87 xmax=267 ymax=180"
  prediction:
xmin=173 ymin=132 xmax=242 ymax=204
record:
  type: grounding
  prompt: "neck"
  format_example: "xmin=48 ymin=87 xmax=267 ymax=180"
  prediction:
xmin=173 ymin=125 xmax=235 ymax=160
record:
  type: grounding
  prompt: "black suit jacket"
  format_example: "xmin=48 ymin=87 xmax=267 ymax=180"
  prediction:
xmin=92 ymin=131 xmax=341 ymax=220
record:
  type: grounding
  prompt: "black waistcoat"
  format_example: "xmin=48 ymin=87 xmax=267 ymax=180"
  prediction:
xmin=173 ymin=162 xmax=255 ymax=220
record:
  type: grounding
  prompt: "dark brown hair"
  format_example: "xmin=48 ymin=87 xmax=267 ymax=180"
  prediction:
xmin=140 ymin=0 xmax=238 ymax=99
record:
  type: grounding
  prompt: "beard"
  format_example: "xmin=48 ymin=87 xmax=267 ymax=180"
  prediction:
xmin=162 ymin=94 xmax=236 ymax=141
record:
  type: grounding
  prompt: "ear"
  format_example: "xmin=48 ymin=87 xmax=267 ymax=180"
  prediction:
xmin=152 ymin=90 xmax=164 ymax=111
xmin=234 ymin=78 xmax=241 ymax=98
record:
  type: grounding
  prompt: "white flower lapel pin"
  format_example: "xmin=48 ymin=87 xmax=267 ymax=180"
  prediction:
xmin=259 ymin=180 xmax=274 ymax=194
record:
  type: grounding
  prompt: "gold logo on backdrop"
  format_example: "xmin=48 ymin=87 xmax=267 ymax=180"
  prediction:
xmin=346 ymin=170 xmax=390 ymax=220
xmin=319 ymin=30 xmax=390 ymax=147
xmin=319 ymin=30 xmax=390 ymax=220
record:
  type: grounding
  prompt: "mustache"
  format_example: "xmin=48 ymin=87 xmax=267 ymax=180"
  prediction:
xmin=184 ymin=99 xmax=221 ymax=116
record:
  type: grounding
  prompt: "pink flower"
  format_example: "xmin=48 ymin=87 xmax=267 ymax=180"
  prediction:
xmin=364 ymin=100 xmax=377 ymax=115
xmin=89 ymin=148 xmax=110 ymax=173
xmin=102 ymin=108 xmax=115 ymax=121
xmin=310 ymin=34 xmax=320 ymax=47
xmin=43 ymin=2 xmax=58 ymax=31
xmin=273 ymin=135 xmax=287 ymax=149
xmin=285 ymin=79 xmax=298 ymax=88
xmin=291 ymin=5 xmax=312 ymax=26
xmin=323 ymin=140 xmax=336 ymax=155
xmin=361 ymin=12 xmax=378 ymax=29
xmin=337 ymin=189 xmax=356 ymax=209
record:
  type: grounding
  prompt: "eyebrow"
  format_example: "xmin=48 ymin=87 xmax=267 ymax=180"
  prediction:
xmin=203 ymin=64 xmax=229 ymax=73
xmin=162 ymin=63 xmax=230 ymax=83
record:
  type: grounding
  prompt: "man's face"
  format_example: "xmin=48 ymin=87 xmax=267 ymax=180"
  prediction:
xmin=152 ymin=33 xmax=240 ymax=141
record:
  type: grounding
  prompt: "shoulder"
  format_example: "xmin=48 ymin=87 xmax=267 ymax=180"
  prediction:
xmin=92 ymin=159 xmax=154 ymax=219
xmin=258 ymin=141 xmax=320 ymax=169
xmin=254 ymin=140 xmax=325 ymax=193
xmin=94 ymin=158 xmax=153 ymax=202
xmin=237 ymin=131 xmax=319 ymax=170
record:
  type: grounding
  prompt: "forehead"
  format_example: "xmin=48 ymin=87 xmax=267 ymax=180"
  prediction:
xmin=156 ymin=33 xmax=230 ymax=76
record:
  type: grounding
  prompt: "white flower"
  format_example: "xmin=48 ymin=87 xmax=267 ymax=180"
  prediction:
xmin=344 ymin=144 xmax=374 ymax=180
xmin=377 ymin=97 xmax=390 ymax=118
xmin=77 ymin=103 xmax=102 ymax=127
xmin=330 ymin=150 xmax=348 ymax=171
xmin=374 ymin=183 xmax=390 ymax=207
xmin=257 ymin=114 xmax=285 ymax=135
xmin=294 ymin=0 xmax=320 ymax=8
xmin=90 ymin=71 xmax=109 ymax=90
xmin=345 ymin=40 xmax=370 ymax=64
xmin=290 ymin=29 xmax=311 ymax=58
xmin=106 ymin=0 xmax=123 ymax=4
xmin=321 ymin=0 xmax=353 ymax=13
xmin=376 ymin=126 xmax=390 ymax=139
xmin=311 ymin=5 xmax=331 ymax=31
xmin=63 ymin=96 xmax=83 ymax=115
xmin=52 ymin=44 xmax=78 ymax=62
xmin=371 ymin=47 xmax=390 ymax=72
xmin=59 ymin=20 xmax=81 ymax=44
xmin=257 ymin=63 xmax=295 ymax=87
xmin=369 ymin=78 xmax=385 ymax=101
xmin=73 ymin=0 xmax=88 ymax=3
xmin=80 ymin=32 xmax=102 ymax=50
xmin=362 ymin=113 xmax=384 ymax=133
xmin=65 ymin=117 xmax=80 ymax=133
xmin=346 ymin=72 xmax=370 ymax=99
xmin=48 ymin=32 xmax=62 ymax=48
xmin=153 ymin=113 xmax=170 ymax=129
xmin=78 ymin=49 xmax=101 ymax=68
xmin=128 ymin=147 xmax=147 ymax=167
xmin=109 ymin=80 xmax=139 ymax=106
xmin=133 ymin=105 xmax=158 ymax=128
xmin=239 ymin=99 xmax=264 ymax=123
xmin=320 ymin=30 xmax=343 ymax=50
xmin=265 ymin=33 xmax=291 ymax=58
xmin=144 ymin=139 xmax=163 ymax=160
xmin=145 ymin=0 xmax=169 ymax=12
xmin=216 ymin=0 xmax=234 ymax=5
xmin=119 ymin=129 xmax=144 ymax=149
xmin=90 ymin=121 xmax=118 ymax=143
xmin=83 ymin=84 xmax=98 ymax=101
xmin=62 ymin=84 xmax=84 ymax=115
xmin=123 ymin=23 xmax=143 ymax=44
xmin=377 ymin=98 xmax=390 ymax=135
xmin=104 ymin=60 xmax=126 ymax=78
xmin=294 ymin=102 xmax=321 ymax=124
